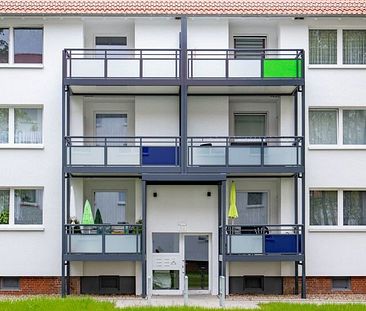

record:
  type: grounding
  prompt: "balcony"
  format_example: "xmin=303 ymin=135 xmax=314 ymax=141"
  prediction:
xmin=63 ymin=48 xmax=304 ymax=95
xmin=64 ymin=136 xmax=180 ymax=174
xmin=225 ymin=224 xmax=303 ymax=262
xmin=64 ymin=48 xmax=181 ymax=94
xmin=65 ymin=224 xmax=142 ymax=261
xmin=187 ymin=136 xmax=303 ymax=175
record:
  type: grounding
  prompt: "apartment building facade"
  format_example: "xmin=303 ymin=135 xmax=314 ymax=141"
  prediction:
xmin=1 ymin=0 xmax=366 ymax=298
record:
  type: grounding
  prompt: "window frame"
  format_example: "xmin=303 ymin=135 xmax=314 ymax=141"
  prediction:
xmin=236 ymin=190 xmax=270 ymax=225
xmin=93 ymin=190 xmax=128 ymax=224
xmin=233 ymin=113 xmax=268 ymax=137
xmin=0 ymin=277 xmax=20 ymax=291
xmin=0 ymin=106 xmax=43 ymax=148
xmin=308 ymin=27 xmax=366 ymax=68
xmin=309 ymin=189 xmax=366 ymax=230
xmin=308 ymin=107 xmax=366 ymax=149
xmin=0 ymin=187 xmax=44 ymax=228
xmin=309 ymin=29 xmax=338 ymax=65
xmin=93 ymin=111 xmax=129 ymax=138
xmin=0 ymin=26 xmax=44 ymax=67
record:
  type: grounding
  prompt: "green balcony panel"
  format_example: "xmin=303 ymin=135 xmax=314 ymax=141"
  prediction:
xmin=263 ymin=59 xmax=303 ymax=78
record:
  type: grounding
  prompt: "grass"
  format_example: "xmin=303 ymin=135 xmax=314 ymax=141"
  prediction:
xmin=0 ymin=298 xmax=366 ymax=311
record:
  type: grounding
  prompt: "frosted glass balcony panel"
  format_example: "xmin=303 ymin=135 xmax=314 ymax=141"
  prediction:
xmin=189 ymin=147 xmax=226 ymax=165
xmin=190 ymin=59 xmax=225 ymax=78
xmin=70 ymin=235 xmax=102 ymax=253
xmin=143 ymin=60 xmax=177 ymax=78
xmin=228 ymin=59 xmax=261 ymax=78
xmin=228 ymin=235 xmax=263 ymax=254
xmin=107 ymin=59 xmax=140 ymax=77
xmin=264 ymin=147 xmax=298 ymax=165
xmin=105 ymin=235 xmax=140 ymax=253
xmin=70 ymin=147 xmax=104 ymax=165
xmin=71 ymin=59 xmax=104 ymax=78
xmin=107 ymin=147 xmax=140 ymax=165
xmin=228 ymin=146 xmax=261 ymax=165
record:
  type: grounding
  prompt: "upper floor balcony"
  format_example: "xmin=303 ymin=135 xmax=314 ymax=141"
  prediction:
xmin=64 ymin=48 xmax=304 ymax=95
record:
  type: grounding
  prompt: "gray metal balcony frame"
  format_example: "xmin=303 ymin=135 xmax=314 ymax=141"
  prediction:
xmin=64 ymin=224 xmax=143 ymax=261
xmin=225 ymin=224 xmax=304 ymax=262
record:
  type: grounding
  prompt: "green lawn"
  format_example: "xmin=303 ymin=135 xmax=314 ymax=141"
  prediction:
xmin=0 ymin=298 xmax=365 ymax=311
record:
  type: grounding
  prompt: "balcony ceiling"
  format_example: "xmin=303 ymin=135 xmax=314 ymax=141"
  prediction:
xmin=70 ymin=85 xmax=180 ymax=95
xmin=187 ymin=85 xmax=298 ymax=95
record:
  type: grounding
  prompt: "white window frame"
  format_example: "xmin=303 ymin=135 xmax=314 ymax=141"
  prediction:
xmin=233 ymin=112 xmax=268 ymax=137
xmin=0 ymin=106 xmax=44 ymax=149
xmin=308 ymin=107 xmax=366 ymax=150
xmin=309 ymin=188 xmax=366 ymax=231
xmin=0 ymin=187 xmax=44 ymax=230
xmin=0 ymin=26 xmax=44 ymax=68
xmin=308 ymin=27 xmax=366 ymax=68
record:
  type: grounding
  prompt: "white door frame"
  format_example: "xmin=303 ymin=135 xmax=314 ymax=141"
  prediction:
xmin=150 ymin=232 xmax=211 ymax=296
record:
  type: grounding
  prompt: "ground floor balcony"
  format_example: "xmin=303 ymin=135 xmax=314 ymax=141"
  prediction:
xmin=64 ymin=224 xmax=142 ymax=261
xmin=64 ymin=136 xmax=303 ymax=175
xmin=225 ymin=224 xmax=303 ymax=262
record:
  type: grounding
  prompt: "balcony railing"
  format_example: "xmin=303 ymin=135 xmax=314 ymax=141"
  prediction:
xmin=65 ymin=224 xmax=142 ymax=255
xmin=65 ymin=136 xmax=180 ymax=167
xmin=226 ymin=224 xmax=303 ymax=256
xmin=64 ymin=48 xmax=303 ymax=81
xmin=65 ymin=49 xmax=180 ymax=79
xmin=187 ymin=49 xmax=303 ymax=79
xmin=187 ymin=136 xmax=303 ymax=168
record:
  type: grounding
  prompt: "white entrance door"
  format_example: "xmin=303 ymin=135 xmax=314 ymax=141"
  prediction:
xmin=150 ymin=233 xmax=210 ymax=295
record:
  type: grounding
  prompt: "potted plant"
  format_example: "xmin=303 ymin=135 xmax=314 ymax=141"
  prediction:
xmin=0 ymin=208 xmax=9 ymax=224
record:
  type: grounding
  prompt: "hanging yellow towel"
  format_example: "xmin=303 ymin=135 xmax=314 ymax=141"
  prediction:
xmin=228 ymin=181 xmax=239 ymax=219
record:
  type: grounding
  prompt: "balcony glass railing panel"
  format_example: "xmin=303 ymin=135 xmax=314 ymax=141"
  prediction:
xmin=70 ymin=147 xmax=104 ymax=165
xmin=227 ymin=235 xmax=263 ymax=254
xmin=105 ymin=235 xmax=141 ymax=253
xmin=70 ymin=235 xmax=103 ymax=253
xmin=228 ymin=59 xmax=261 ymax=78
xmin=228 ymin=146 xmax=261 ymax=165
xmin=189 ymin=146 xmax=226 ymax=166
xmin=107 ymin=147 xmax=140 ymax=165
xmin=264 ymin=146 xmax=299 ymax=166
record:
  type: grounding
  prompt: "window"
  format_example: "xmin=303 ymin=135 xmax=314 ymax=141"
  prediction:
xmin=0 ymin=108 xmax=9 ymax=143
xmin=332 ymin=277 xmax=351 ymax=290
xmin=94 ymin=191 xmax=126 ymax=224
xmin=234 ymin=114 xmax=266 ymax=137
xmin=0 ymin=190 xmax=10 ymax=225
xmin=343 ymin=191 xmax=366 ymax=225
xmin=0 ymin=277 xmax=19 ymax=291
xmin=0 ymin=28 xmax=9 ymax=63
xmin=153 ymin=270 xmax=179 ymax=290
xmin=152 ymin=233 xmax=179 ymax=253
xmin=95 ymin=36 xmax=127 ymax=58
xmin=343 ymin=30 xmax=366 ymax=65
xmin=234 ymin=36 xmax=266 ymax=59
xmin=310 ymin=191 xmax=338 ymax=225
xmin=343 ymin=110 xmax=366 ymax=145
xmin=309 ymin=109 xmax=337 ymax=145
xmin=95 ymin=113 xmax=127 ymax=137
xmin=14 ymin=28 xmax=43 ymax=64
xmin=236 ymin=191 xmax=268 ymax=225
xmin=0 ymin=107 xmax=42 ymax=145
xmin=309 ymin=30 xmax=337 ymax=64
xmin=14 ymin=189 xmax=43 ymax=225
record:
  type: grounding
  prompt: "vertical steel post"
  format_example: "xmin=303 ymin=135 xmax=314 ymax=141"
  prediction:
xmin=220 ymin=181 xmax=226 ymax=288
xmin=179 ymin=17 xmax=188 ymax=173
xmin=294 ymin=90 xmax=299 ymax=295
xmin=300 ymin=51 xmax=306 ymax=298
xmin=141 ymin=180 xmax=147 ymax=298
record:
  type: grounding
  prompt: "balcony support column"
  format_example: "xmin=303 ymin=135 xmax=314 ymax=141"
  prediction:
xmin=180 ymin=16 xmax=188 ymax=173
xmin=141 ymin=180 xmax=147 ymax=298
xmin=294 ymin=90 xmax=299 ymax=295
xmin=219 ymin=180 xmax=227 ymax=293
xmin=301 ymin=82 xmax=306 ymax=299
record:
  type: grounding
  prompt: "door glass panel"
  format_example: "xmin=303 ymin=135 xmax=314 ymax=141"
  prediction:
xmin=153 ymin=270 xmax=179 ymax=290
xmin=185 ymin=235 xmax=209 ymax=290
xmin=94 ymin=191 xmax=126 ymax=224
xmin=96 ymin=113 xmax=127 ymax=137
xmin=234 ymin=114 xmax=266 ymax=136
xmin=152 ymin=233 xmax=179 ymax=253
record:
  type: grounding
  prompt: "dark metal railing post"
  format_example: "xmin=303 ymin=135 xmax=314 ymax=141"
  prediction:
xmin=225 ymin=137 xmax=229 ymax=169
xmin=104 ymin=50 xmax=108 ymax=78
xmin=225 ymin=50 xmax=229 ymax=78
xmin=139 ymin=137 xmax=143 ymax=167
xmin=139 ymin=50 xmax=143 ymax=78
xmin=260 ymin=137 xmax=265 ymax=166
xmin=104 ymin=137 xmax=108 ymax=166
xmin=101 ymin=225 xmax=106 ymax=254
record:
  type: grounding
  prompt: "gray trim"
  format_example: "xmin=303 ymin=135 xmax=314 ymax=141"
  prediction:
xmin=64 ymin=254 xmax=143 ymax=261
xmin=142 ymin=174 xmax=226 ymax=182
xmin=226 ymin=254 xmax=304 ymax=262
xmin=141 ymin=180 xmax=147 ymax=298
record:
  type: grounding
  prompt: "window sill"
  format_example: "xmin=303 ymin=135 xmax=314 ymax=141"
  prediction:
xmin=308 ymin=145 xmax=366 ymax=150
xmin=0 ymin=225 xmax=44 ymax=231
xmin=308 ymin=226 xmax=366 ymax=232
xmin=308 ymin=65 xmax=366 ymax=69
xmin=0 ymin=144 xmax=44 ymax=149
xmin=0 ymin=64 xmax=44 ymax=69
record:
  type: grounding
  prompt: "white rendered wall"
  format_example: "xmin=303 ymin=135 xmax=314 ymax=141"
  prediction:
xmin=0 ymin=19 xmax=83 ymax=276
